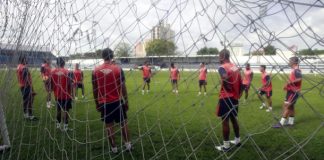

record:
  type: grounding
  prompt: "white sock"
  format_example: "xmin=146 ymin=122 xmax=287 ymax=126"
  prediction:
xmin=235 ymin=137 xmax=240 ymax=143
xmin=223 ymin=141 xmax=230 ymax=148
xmin=262 ymin=103 xmax=266 ymax=107
xmin=288 ymin=117 xmax=294 ymax=125
xmin=175 ymin=90 xmax=178 ymax=93
xmin=198 ymin=92 xmax=201 ymax=94
xmin=146 ymin=90 xmax=149 ymax=93
xmin=268 ymin=106 xmax=272 ymax=110
xmin=280 ymin=117 xmax=287 ymax=125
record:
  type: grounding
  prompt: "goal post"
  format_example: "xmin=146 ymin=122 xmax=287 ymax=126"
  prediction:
xmin=0 ymin=101 xmax=10 ymax=151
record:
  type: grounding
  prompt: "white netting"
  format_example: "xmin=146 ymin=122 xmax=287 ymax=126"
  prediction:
xmin=0 ymin=0 xmax=324 ymax=159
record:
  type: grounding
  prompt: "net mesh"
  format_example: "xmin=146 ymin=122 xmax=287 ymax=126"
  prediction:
xmin=0 ymin=0 xmax=324 ymax=159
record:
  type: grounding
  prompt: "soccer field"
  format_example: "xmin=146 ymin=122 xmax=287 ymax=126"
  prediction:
xmin=1 ymin=70 xmax=323 ymax=160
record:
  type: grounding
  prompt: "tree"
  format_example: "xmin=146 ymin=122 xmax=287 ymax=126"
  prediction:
xmin=197 ymin=47 xmax=219 ymax=55
xmin=115 ymin=42 xmax=131 ymax=57
xmin=145 ymin=39 xmax=176 ymax=56
xmin=264 ymin=45 xmax=276 ymax=55
xmin=299 ymin=48 xmax=324 ymax=55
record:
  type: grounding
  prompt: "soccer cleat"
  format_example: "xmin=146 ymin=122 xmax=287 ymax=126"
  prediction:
xmin=56 ymin=123 xmax=61 ymax=129
xmin=125 ymin=142 xmax=132 ymax=151
xmin=266 ymin=107 xmax=272 ymax=112
xmin=111 ymin=147 xmax=118 ymax=154
xmin=204 ymin=92 xmax=207 ymax=96
xmin=46 ymin=101 xmax=52 ymax=109
xmin=82 ymin=95 xmax=85 ymax=99
xmin=172 ymin=90 xmax=175 ymax=93
xmin=62 ymin=124 xmax=72 ymax=132
xmin=198 ymin=92 xmax=201 ymax=96
xmin=272 ymin=123 xmax=284 ymax=128
xmin=74 ymin=97 xmax=78 ymax=100
xmin=229 ymin=140 xmax=241 ymax=147
xmin=215 ymin=145 xmax=230 ymax=152
xmin=259 ymin=105 xmax=264 ymax=109
xmin=146 ymin=90 xmax=149 ymax=93
xmin=23 ymin=113 xmax=29 ymax=119
xmin=142 ymin=90 xmax=145 ymax=95
xmin=28 ymin=116 xmax=38 ymax=121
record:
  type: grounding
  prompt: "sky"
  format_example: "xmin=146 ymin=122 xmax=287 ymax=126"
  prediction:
xmin=0 ymin=0 xmax=324 ymax=56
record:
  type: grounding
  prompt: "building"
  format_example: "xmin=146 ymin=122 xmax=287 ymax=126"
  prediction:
xmin=135 ymin=21 xmax=175 ymax=57
xmin=0 ymin=43 xmax=55 ymax=67
xmin=229 ymin=43 xmax=243 ymax=56
xmin=151 ymin=21 xmax=175 ymax=42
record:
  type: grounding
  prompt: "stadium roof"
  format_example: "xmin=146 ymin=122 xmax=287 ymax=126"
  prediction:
xmin=0 ymin=43 xmax=51 ymax=52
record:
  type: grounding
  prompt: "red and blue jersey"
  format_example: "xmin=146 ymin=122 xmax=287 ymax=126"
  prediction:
xmin=261 ymin=72 xmax=272 ymax=92
xmin=17 ymin=64 xmax=32 ymax=87
xmin=286 ymin=67 xmax=302 ymax=92
xmin=170 ymin=67 xmax=179 ymax=80
xmin=242 ymin=69 xmax=253 ymax=85
xmin=92 ymin=62 xmax=125 ymax=104
xmin=142 ymin=65 xmax=151 ymax=78
xmin=218 ymin=62 xmax=242 ymax=100
xmin=73 ymin=69 xmax=83 ymax=83
xmin=40 ymin=63 xmax=51 ymax=79
xmin=199 ymin=67 xmax=207 ymax=80
xmin=51 ymin=68 xmax=73 ymax=100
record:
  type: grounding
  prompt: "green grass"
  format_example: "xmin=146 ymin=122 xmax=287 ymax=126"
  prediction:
xmin=0 ymin=69 xmax=323 ymax=160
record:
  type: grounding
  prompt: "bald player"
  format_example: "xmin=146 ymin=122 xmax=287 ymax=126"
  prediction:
xmin=273 ymin=57 xmax=302 ymax=128
xmin=215 ymin=49 xmax=243 ymax=152
xmin=92 ymin=48 xmax=132 ymax=153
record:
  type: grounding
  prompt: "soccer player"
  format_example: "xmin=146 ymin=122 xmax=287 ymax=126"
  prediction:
xmin=215 ymin=49 xmax=242 ymax=152
xmin=242 ymin=63 xmax=253 ymax=101
xmin=40 ymin=59 xmax=52 ymax=108
xmin=73 ymin=63 xmax=85 ymax=99
xmin=273 ymin=57 xmax=302 ymax=128
xmin=198 ymin=62 xmax=207 ymax=96
xmin=92 ymin=48 xmax=132 ymax=153
xmin=170 ymin=62 xmax=180 ymax=94
xmin=17 ymin=55 xmax=38 ymax=120
xmin=51 ymin=57 xmax=73 ymax=131
xmin=258 ymin=65 xmax=273 ymax=112
xmin=141 ymin=61 xmax=152 ymax=95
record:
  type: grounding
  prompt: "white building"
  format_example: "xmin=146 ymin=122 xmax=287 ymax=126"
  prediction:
xmin=151 ymin=21 xmax=175 ymax=42
xmin=229 ymin=43 xmax=243 ymax=56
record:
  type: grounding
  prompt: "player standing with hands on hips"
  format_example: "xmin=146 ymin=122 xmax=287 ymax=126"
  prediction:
xmin=92 ymin=48 xmax=132 ymax=153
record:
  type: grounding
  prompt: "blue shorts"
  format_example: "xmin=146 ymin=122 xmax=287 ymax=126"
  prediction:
xmin=171 ymin=79 xmax=178 ymax=84
xmin=285 ymin=91 xmax=299 ymax=105
xmin=199 ymin=80 xmax=207 ymax=86
xmin=259 ymin=90 xmax=272 ymax=98
xmin=242 ymin=84 xmax=250 ymax=91
xmin=56 ymin=99 xmax=72 ymax=111
xmin=143 ymin=78 xmax=151 ymax=83
xmin=217 ymin=98 xmax=239 ymax=119
xmin=100 ymin=101 xmax=127 ymax=124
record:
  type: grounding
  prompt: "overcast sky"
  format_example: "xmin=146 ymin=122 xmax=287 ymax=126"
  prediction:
xmin=1 ymin=0 xmax=323 ymax=56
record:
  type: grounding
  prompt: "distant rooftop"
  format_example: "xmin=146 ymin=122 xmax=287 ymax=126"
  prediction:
xmin=0 ymin=43 xmax=51 ymax=52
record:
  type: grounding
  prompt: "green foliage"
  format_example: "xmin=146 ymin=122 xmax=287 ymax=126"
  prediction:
xmin=69 ymin=49 xmax=102 ymax=59
xmin=264 ymin=45 xmax=276 ymax=55
xmin=115 ymin=42 xmax=131 ymax=57
xmin=299 ymin=48 xmax=324 ymax=55
xmin=145 ymin=39 xmax=176 ymax=56
xmin=197 ymin=47 xmax=219 ymax=55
